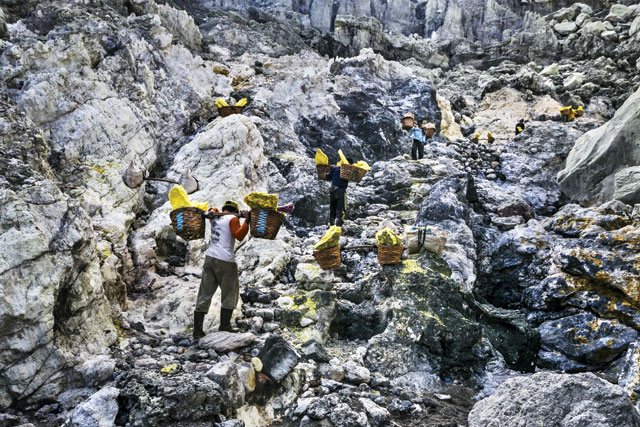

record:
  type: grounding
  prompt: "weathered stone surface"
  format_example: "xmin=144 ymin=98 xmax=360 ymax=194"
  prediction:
xmin=468 ymin=372 xmax=640 ymax=427
xmin=538 ymin=313 xmax=638 ymax=368
xmin=117 ymin=368 xmax=224 ymax=425
xmin=205 ymin=361 xmax=245 ymax=409
xmin=198 ymin=332 xmax=257 ymax=353
xmin=554 ymin=21 xmax=578 ymax=35
xmin=620 ymin=341 xmax=640 ymax=410
xmin=558 ymin=86 xmax=640 ymax=205
xmin=65 ymin=386 xmax=119 ymax=427
xmin=359 ymin=397 xmax=390 ymax=427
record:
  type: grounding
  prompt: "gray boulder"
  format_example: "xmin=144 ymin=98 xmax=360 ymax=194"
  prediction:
xmin=205 ymin=361 xmax=245 ymax=409
xmin=538 ymin=312 xmax=637 ymax=368
xmin=65 ymin=386 xmax=119 ymax=427
xmin=554 ymin=21 xmax=578 ymax=35
xmin=468 ymin=372 xmax=640 ymax=427
xmin=558 ymin=86 xmax=640 ymax=206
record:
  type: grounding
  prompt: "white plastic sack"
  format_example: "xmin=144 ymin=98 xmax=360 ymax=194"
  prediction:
xmin=404 ymin=225 xmax=447 ymax=255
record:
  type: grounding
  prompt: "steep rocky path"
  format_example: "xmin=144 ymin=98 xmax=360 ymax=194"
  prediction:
xmin=2 ymin=0 xmax=640 ymax=426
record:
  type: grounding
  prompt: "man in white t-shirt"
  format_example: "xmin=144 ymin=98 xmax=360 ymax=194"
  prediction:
xmin=193 ymin=200 xmax=250 ymax=339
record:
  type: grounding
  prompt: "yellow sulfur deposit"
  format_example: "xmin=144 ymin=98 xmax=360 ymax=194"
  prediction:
xmin=235 ymin=98 xmax=247 ymax=107
xmin=338 ymin=149 xmax=349 ymax=165
xmin=354 ymin=160 xmax=371 ymax=171
xmin=314 ymin=226 xmax=341 ymax=251
xmin=169 ymin=185 xmax=208 ymax=211
xmin=215 ymin=98 xmax=229 ymax=108
xmin=244 ymin=192 xmax=278 ymax=211
xmin=315 ymin=149 xmax=329 ymax=165
xmin=160 ymin=364 xmax=178 ymax=374
xmin=376 ymin=228 xmax=402 ymax=246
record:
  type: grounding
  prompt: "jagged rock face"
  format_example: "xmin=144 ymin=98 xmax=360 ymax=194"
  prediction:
xmin=203 ymin=0 xmax=606 ymax=42
xmin=0 ymin=0 xmax=233 ymax=411
xmin=0 ymin=97 xmax=116 ymax=410
xmin=558 ymin=86 xmax=640 ymax=206
xmin=480 ymin=201 xmax=640 ymax=372
xmin=468 ymin=372 xmax=640 ymax=427
xmin=0 ymin=0 xmax=233 ymax=305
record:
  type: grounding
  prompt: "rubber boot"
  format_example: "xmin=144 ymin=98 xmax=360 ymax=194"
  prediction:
xmin=219 ymin=308 xmax=237 ymax=332
xmin=193 ymin=311 xmax=205 ymax=340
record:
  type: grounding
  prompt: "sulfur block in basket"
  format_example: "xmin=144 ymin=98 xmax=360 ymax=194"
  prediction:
xmin=244 ymin=192 xmax=278 ymax=211
xmin=314 ymin=226 xmax=342 ymax=251
xmin=169 ymin=185 xmax=208 ymax=211
xmin=375 ymin=227 xmax=402 ymax=246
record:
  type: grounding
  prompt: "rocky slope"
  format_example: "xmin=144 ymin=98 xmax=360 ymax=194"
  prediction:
xmin=1 ymin=0 xmax=640 ymax=426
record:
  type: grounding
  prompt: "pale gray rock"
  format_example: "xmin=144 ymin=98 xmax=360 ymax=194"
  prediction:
xmin=576 ymin=12 xmax=591 ymax=27
xmin=157 ymin=3 xmax=202 ymax=50
xmin=606 ymin=4 xmax=634 ymax=22
xmin=205 ymin=361 xmax=245 ymax=408
xmin=343 ymin=360 xmax=371 ymax=384
xmin=554 ymin=21 xmax=578 ymax=35
xmin=620 ymin=341 xmax=640 ymax=411
xmin=580 ymin=20 xmax=615 ymax=36
xmin=198 ymin=332 xmax=257 ymax=353
xmin=65 ymin=386 xmax=119 ymax=427
xmin=563 ymin=72 xmax=585 ymax=90
xmin=0 ymin=100 xmax=116 ymax=410
xmin=558 ymin=86 xmax=640 ymax=205
xmin=468 ymin=372 xmax=640 ymax=427
xmin=630 ymin=15 xmax=640 ymax=37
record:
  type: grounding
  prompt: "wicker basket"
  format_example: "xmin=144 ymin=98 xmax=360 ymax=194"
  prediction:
xmin=316 ymin=164 xmax=333 ymax=180
xmin=339 ymin=164 xmax=368 ymax=183
xmin=218 ymin=105 xmax=244 ymax=117
xmin=314 ymin=245 xmax=341 ymax=269
xmin=401 ymin=117 xmax=414 ymax=130
xmin=377 ymin=244 xmax=404 ymax=265
xmin=250 ymin=208 xmax=284 ymax=240
xmin=170 ymin=207 xmax=205 ymax=241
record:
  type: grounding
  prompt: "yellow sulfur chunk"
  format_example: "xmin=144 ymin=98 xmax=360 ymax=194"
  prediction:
xmin=216 ymin=98 xmax=229 ymax=108
xmin=338 ymin=149 xmax=349 ymax=165
xmin=315 ymin=149 xmax=329 ymax=165
xmin=354 ymin=160 xmax=371 ymax=171
xmin=314 ymin=226 xmax=341 ymax=251
xmin=160 ymin=364 xmax=178 ymax=373
xmin=244 ymin=192 xmax=278 ymax=211
xmin=376 ymin=227 xmax=402 ymax=246
xmin=235 ymin=98 xmax=247 ymax=107
xmin=169 ymin=185 xmax=208 ymax=211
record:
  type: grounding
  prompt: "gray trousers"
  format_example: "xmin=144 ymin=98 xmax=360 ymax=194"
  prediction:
xmin=195 ymin=256 xmax=239 ymax=313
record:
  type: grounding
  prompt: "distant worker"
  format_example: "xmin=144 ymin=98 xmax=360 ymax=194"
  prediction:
xmin=515 ymin=119 xmax=525 ymax=135
xmin=324 ymin=158 xmax=353 ymax=226
xmin=409 ymin=118 xmax=425 ymax=160
xmin=422 ymin=122 xmax=436 ymax=141
xmin=193 ymin=200 xmax=250 ymax=339
xmin=487 ymin=132 xmax=495 ymax=144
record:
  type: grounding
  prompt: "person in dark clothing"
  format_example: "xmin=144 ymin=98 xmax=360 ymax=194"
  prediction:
xmin=515 ymin=119 xmax=525 ymax=135
xmin=324 ymin=158 xmax=353 ymax=226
